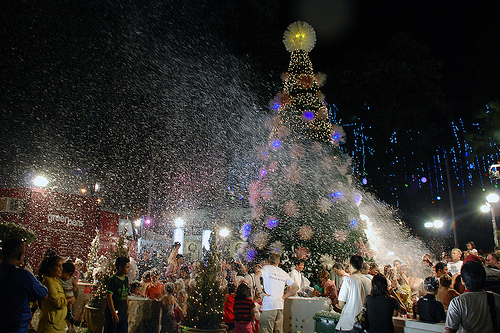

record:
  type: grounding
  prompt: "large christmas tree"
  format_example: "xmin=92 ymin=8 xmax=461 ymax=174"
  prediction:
xmin=245 ymin=22 xmax=368 ymax=276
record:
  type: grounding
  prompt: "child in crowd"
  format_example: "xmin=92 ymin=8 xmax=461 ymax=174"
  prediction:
xmin=175 ymin=289 xmax=188 ymax=326
xmin=145 ymin=269 xmax=164 ymax=300
xmin=180 ymin=266 xmax=191 ymax=287
xmin=436 ymin=274 xmax=460 ymax=310
xmin=60 ymin=261 xmax=78 ymax=331
xmin=252 ymin=293 xmax=261 ymax=333
xmin=223 ymin=283 xmax=236 ymax=333
xmin=104 ymin=257 xmax=131 ymax=333
xmin=73 ymin=258 xmax=84 ymax=282
xmin=174 ymin=278 xmax=185 ymax=297
xmin=140 ymin=270 xmax=151 ymax=296
xmin=416 ymin=277 xmax=446 ymax=323
xmin=130 ymin=282 xmax=143 ymax=296
xmin=38 ymin=253 xmax=75 ymax=333
xmin=233 ymin=283 xmax=255 ymax=333
xmin=159 ymin=282 xmax=181 ymax=333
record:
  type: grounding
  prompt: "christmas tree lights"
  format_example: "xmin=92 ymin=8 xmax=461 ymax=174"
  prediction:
xmin=246 ymin=22 xmax=368 ymax=276
xmin=184 ymin=231 xmax=224 ymax=330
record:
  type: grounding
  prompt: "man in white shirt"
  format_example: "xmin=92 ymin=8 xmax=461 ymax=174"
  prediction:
xmin=288 ymin=259 xmax=305 ymax=295
xmin=447 ymin=248 xmax=463 ymax=276
xmin=336 ymin=255 xmax=372 ymax=333
xmin=255 ymin=253 xmax=299 ymax=333
xmin=445 ymin=261 xmax=500 ymax=332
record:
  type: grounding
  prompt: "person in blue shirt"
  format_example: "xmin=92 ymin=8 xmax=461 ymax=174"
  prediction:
xmin=0 ymin=238 xmax=48 ymax=333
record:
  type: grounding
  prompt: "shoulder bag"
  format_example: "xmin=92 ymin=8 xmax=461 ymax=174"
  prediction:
xmin=487 ymin=291 xmax=500 ymax=333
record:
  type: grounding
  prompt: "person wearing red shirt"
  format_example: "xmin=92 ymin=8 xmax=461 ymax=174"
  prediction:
xmin=234 ymin=284 xmax=255 ymax=333
xmin=145 ymin=269 xmax=164 ymax=300
xmin=223 ymin=283 xmax=236 ymax=333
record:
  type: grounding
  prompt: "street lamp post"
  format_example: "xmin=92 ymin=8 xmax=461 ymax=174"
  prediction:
xmin=486 ymin=194 xmax=499 ymax=247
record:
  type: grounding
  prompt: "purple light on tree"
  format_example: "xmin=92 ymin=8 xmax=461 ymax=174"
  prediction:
xmin=266 ymin=216 xmax=278 ymax=228
xmin=271 ymin=138 xmax=282 ymax=149
xmin=302 ymin=111 xmax=314 ymax=121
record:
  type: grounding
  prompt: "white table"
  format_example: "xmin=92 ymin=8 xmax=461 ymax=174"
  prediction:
xmin=393 ymin=317 xmax=462 ymax=333
xmin=283 ymin=296 xmax=331 ymax=333
xmin=128 ymin=295 xmax=161 ymax=333
xmin=74 ymin=283 xmax=93 ymax=323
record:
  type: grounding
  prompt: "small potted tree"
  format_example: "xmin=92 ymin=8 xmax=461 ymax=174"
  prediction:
xmin=85 ymin=230 xmax=129 ymax=332
xmin=181 ymin=231 xmax=226 ymax=332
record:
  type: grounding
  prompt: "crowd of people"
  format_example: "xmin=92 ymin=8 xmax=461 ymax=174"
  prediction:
xmin=2 ymin=238 xmax=500 ymax=333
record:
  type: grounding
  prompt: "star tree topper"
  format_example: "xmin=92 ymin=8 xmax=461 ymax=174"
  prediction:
xmin=283 ymin=21 xmax=317 ymax=52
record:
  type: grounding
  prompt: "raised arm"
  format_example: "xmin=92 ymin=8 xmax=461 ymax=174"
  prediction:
xmin=284 ymin=283 xmax=299 ymax=299
xmin=254 ymin=270 xmax=269 ymax=297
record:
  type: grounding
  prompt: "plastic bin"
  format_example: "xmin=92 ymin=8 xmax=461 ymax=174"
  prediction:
xmin=313 ymin=312 xmax=339 ymax=333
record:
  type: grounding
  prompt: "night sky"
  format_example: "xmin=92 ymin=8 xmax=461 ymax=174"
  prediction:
xmin=1 ymin=0 xmax=500 ymax=251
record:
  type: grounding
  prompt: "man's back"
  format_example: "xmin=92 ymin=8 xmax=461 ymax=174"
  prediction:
xmin=0 ymin=263 xmax=48 ymax=332
xmin=336 ymin=273 xmax=372 ymax=331
xmin=445 ymin=290 xmax=500 ymax=332
xmin=261 ymin=264 xmax=293 ymax=311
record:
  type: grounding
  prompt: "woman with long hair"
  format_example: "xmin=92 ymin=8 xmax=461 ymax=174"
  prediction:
xmin=38 ymin=253 xmax=75 ymax=333
xmin=233 ymin=283 xmax=255 ymax=333
xmin=159 ymin=282 xmax=181 ymax=333
xmin=365 ymin=274 xmax=406 ymax=333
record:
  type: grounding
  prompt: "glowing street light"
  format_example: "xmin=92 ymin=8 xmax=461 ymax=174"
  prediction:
xmin=484 ymin=193 xmax=499 ymax=246
xmin=33 ymin=175 xmax=49 ymax=187
xmin=433 ymin=220 xmax=444 ymax=228
xmin=174 ymin=217 xmax=184 ymax=228
xmin=487 ymin=193 xmax=500 ymax=203
xmin=481 ymin=204 xmax=491 ymax=213
xmin=219 ymin=228 xmax=230 ymax=237
xmin=425 ymin=220 xmax=443 ymax=228
xmin=134 ymin=219 xmax=142 ymax=227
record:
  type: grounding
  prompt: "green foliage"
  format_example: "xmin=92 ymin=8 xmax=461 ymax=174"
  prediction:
xmin=247 ymin=35 xmax=367 ymax=276
xmin=88 ymin=231 xmax=129 ymax=308
xmin=184 ymin=232 xmax=225 ymax=330
xmin=85 ymin=229 xmax=100 ymax=283
xmin=0 ymin=221 xmax=36 ymax=243
xmin=248 ymin=139 xmax=366 ymax=275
